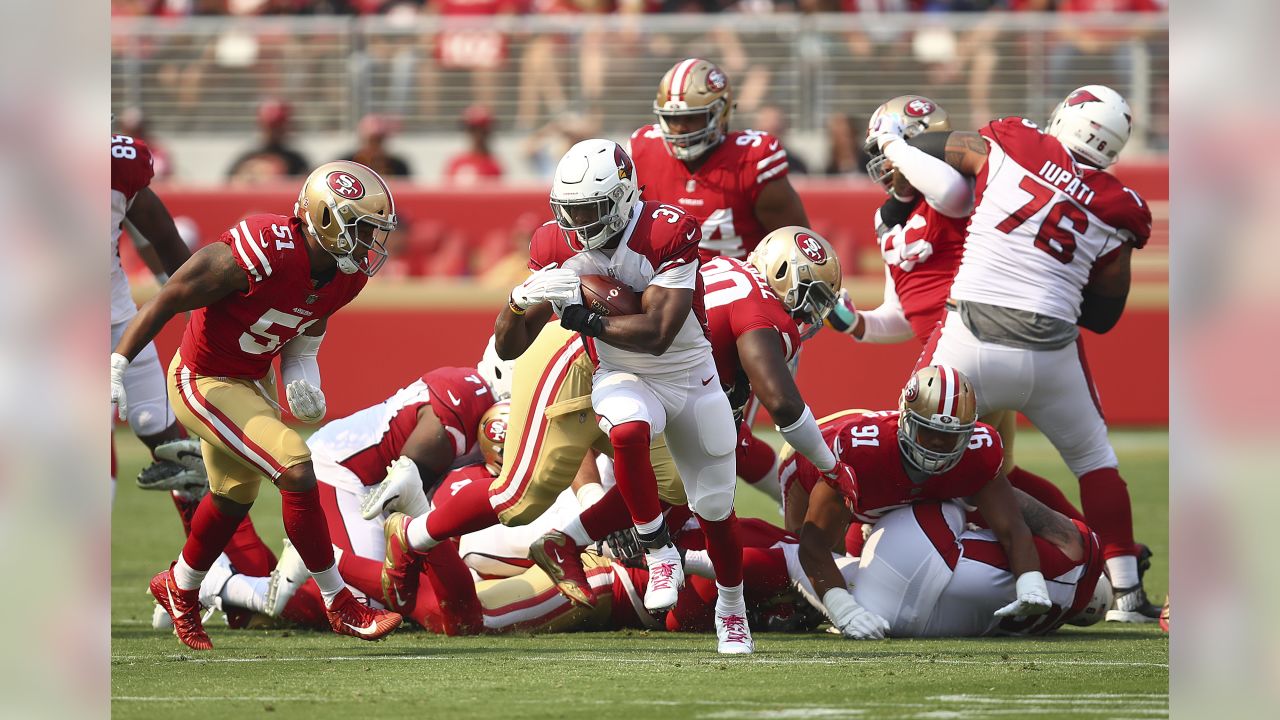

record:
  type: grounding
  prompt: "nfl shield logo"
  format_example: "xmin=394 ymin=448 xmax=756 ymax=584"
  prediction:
xmin=305 ymin=293 xmax=319 ymax=304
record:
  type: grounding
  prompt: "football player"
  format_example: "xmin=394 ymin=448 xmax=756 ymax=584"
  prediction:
xmin=110 ymin=132 xmax=209 ymax=502
xmin=110 ymin=161 xmax=404 ymax=649
xmin=824 ymin=96 xmax=1088 ymax=550
xmin=873 ymin=85 xmax=1158 ymax=621
xmin=490 ymin=138 xmax=752 ymax=654
xmin=793 ymin=366 xmax=1051 ymax=640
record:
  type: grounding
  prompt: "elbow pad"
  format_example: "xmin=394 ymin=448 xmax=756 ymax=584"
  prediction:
xmin=1078 ymin=291 xmax=1126 ymax=334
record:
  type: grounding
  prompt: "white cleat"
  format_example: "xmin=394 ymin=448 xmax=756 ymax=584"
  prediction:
xmin=151 ymin=602 xmax=174 ymax=630
xmin=715 ymin=602 xmax=755 ymax=655
xmin=360 ymin=457 xmax=431 ymax=521
xmin=198 ymin=554 xmax=235 ymax=610
xmin=264 ymin=539 xmax=308 ymax=618
xmin=643 ymin=544 xmax=685 ymax=613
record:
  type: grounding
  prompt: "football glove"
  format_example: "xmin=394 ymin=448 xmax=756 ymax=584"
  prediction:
xmin=285 ymin=379 xmax=326 ymax=424
xmin=511 ymin=263 xmax=580 ymax=311
xmin=994 ymin=571 xmax=1052 ymax=618
xmin=825 ymin=289 xmax=859 ymax=334
xmin=866 ymin=111 xmax=907 ymax=152
xmin=110 ymin=352 xmax=129 ymax=421
xmin=596 ymin=527 xmax=644 ymax=566
xmin=823 ymin=587 xmax=889 ymax=640
xmin=560 ymin=304 xmax=605 ymax=338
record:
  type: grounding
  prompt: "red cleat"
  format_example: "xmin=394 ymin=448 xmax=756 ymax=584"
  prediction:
xmin=149 ymin=566 xmax=212 ymax=651
xmin=528 ymin=531 xmax=595 ymax=608
xmin=381 ymin=512 xmax=423 ymax=613
xmin=1158 ymin=595 xmax=1170 ymax=633
xmin=326 ymin=587 xmax=403 ymax=640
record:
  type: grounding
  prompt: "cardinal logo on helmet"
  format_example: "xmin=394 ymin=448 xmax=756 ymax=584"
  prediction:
xmin=1066 ymin=90 xmax=1103 ymax=107
xmin=614 ymin=145 xmax=634 ymax=181
xmin=326 ymin=171 xmax=365 ymax=199
xmin=484 ymin=418 xmax=508 ymax=444
xmin=904 ymin=98 xmax=936 ymax=117
xmin=795 ymin=233 xmax=827 ymax=263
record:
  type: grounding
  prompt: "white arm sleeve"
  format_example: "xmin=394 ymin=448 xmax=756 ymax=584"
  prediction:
xmin=883 ymin=139 xmax=973 ymax=219
xmin=280 ymin=333 xmax=323 ymax=389
xmin=777 ymin=406 xmax=837 ymax=473
xmin=858 ymin=267 xmax=915 ymax=344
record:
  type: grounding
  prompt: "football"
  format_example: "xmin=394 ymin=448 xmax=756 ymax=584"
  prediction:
xmin=579 ymin=274 xmax=641 ymax=317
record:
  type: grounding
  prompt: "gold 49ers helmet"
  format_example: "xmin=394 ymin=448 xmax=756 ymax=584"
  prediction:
xmin=295 ymin=160 xmax=397 ymax=276
xmin=654 ymin=58 xmax=734 ymax=162
xmin=478 ymin=401 xmax=511 ymax=476
xmin=748 ymin=226 xmax=842 ymax=337
xmin=898 ymin=365 xmax=978 ymax=475
xmin=865 ymin=95 xmax=952 ymax=188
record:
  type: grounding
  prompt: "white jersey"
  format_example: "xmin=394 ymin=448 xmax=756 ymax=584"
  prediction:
xmin=110 ymin=134 xmax=156 ymax=325
xmin=528 ymin=202 xmax=713 ymax=377
xmin=949 ymin=117 xmax=1153 ymax=324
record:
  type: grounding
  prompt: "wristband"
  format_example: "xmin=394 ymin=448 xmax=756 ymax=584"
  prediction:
xmin=508 ymin=296 xmax=527 ymax=316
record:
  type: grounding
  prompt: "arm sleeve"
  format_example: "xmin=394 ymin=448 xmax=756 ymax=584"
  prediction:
xmin=280 ymin=333 xmax=323 ymax=389
xmin=883 ymin=139 xmax=973 ymax=219
xmin=857 ymin=267 xmax=916 ymax=344
xmin=777 ymin=406 xmax=837 ymax=473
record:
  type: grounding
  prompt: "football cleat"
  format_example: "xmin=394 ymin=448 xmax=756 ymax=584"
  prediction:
xmin=151 ymin=602 xmax=173 ymax=630
xmin=326 ymin=587 xmax=403 ymax=641
xmin=1106 ymin=583 xmax=1162 ymax=623
xmin=1158 ymin=595 xmax=1170 ymax=633
xmin=529 ymin=531 xmax=596 ymax=608
xmin=149 ymin=565 xmax=212 ymax=651
xmin=381 ymin=512 xmax=423 ymax=613
xmin=264 ymin=539 xmax=308 ymax=618
xmin=643 ymin=543 xmax=685 ymax=613
xmin=715 ymin=603 xmax=755 ymax=655
xmin=137 ymin=439 xmax=208 ymax=493
xmin=360 ymin=458 xmax=431 ymax=521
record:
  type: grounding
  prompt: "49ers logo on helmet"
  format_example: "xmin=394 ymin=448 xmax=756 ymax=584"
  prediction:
xmin=705 ymin=67 xmax=727 ymax=93
xmin=614 ymin=145 xmax=634 ymax=181
xmin=904 ymin=376 xmax=920 ymax=403
xmin=484 ymin=417 xmax=507 ymax=444
xmin=795 ymin=233 xmax=827 ymax=263
xmin=326 ymin=171 xmax=365 ymax=199
xmin=904 ymin=98 xmax=936 ymax=118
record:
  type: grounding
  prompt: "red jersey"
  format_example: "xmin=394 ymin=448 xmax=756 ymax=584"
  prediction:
xmin=881 ymin=199 xmax=968 ymax=345
xmin=782 ymin=410 xmax=1003 ymax=523
xmin=700 ymin=256 xmax=801 ymax=414
xmin=177 ymin=213 xmax=368 ymax=378
xmin=529 ymin=203 xmax=711 ymax=374
xmin=111 ymin=134 xmax=156 ymax=323
xmin=629 ymin=126 xmax=790 ymax=260
xmin=312 ymin=368 xmax=495 ymax=488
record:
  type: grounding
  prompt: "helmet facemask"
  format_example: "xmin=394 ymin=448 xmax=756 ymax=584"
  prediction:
xmin=897 ymin=367 xmax=978 ymax=475
xmin=774 ymin=257 xmax=839 ymax=332
xmin=655 ymin=98 xmax=727 ymax=162
xmin=551 ymin=183 xmax=632 ymax=252
xmin=310 ymin=199 xmax=395 ymax=276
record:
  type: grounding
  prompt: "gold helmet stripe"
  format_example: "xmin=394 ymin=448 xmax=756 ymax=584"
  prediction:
xmin=669 ymin=58 xmax=701 ymax=103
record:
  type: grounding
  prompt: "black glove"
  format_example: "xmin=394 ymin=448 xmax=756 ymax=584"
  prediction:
xmin=560 ymin=304 xmax=605 ymax=337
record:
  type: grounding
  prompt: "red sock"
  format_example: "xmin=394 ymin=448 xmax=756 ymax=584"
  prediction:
xmin=579 ymin=487 xmax=633 ymax=540
xmin=1078 ymin=466 xmax=1137 ymax=560
xmin=426 ymin=477 xmax=500 ymax=540
xmin=280 ymin=487 xmax=336 ymax=572
xmin=223 ymin=515 xmax=278 ymax=578
xmin=179 ymin=494 xmax=245 ymax=571
xmin=608 ymin=421 xmax=662 ymax=526
xmin=1008 ymin=466 xmax=1086 ymax=522
xmin=736 ymin=428 xmax=778 ymax=486
xmin=282 ymin=580 xmax=329 ymax=629
xmin=699 ymin=512 xmax=743 ymax=588
xmin=421 ymin=543 xmax=483 ymax=635
xmin=335 ymin=552 xmax=387 ymax=601
xmin=741 ymin=548 xmax=791 ymax=603
xmin=844 ymin=522 xmax=867 ymax=557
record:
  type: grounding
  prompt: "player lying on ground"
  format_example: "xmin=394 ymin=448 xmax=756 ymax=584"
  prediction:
xmin=111 ymin=161 xmax=404 ymax=649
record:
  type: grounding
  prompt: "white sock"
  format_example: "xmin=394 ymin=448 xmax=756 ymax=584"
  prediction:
xmin=312 ymin=562 xmax=345 ymax=606
xmin=1106 ymin=555 xmax=1140 ymax=589
xmin=716 ymin=581 xmax=745 ymax=609
xmin=683 ymin=549 xmax=716 ymax=579
xmin=635 ymin=516 xmax=665 ymax=537
xmin=221 ymin=574 xmax=270 ymax=614
xmin=173 ymin=554 xmax=206 ymax=591
xmin=406 ymin=513 xmax=438 ymax=552
xmin=561 ymin=516 xmax=592 ymax=546
xmin=574 ymin=483 xmax=606 ymax=510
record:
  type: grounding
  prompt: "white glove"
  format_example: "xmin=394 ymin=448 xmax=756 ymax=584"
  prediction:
xmin=110 ymin=353 xmax=129 ymax=421
xmin=285 ymin=379 xmax=326 ymax=423
xmin=511 ymin=262 xmax=581 ymax=311
xmin=878 ymin=226 xmax=934 ymax=272
xmin=994 ymin=571 xmax=1052 ymax=618
xmin=866 ymin=111 xmax=907 ymax=152
xmin=823 ymin=587 xmax=889 ymax=640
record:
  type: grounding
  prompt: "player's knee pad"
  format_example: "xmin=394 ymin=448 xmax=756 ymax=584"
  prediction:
xmin=608 ymin=420 xmax=652 ymax=451
xmin=690 ymin=483 xmax=736 ymax=523
xmin=694 ymin=393 xmax=736 ymax=459
xmin=128 ymin=396 xmax=174 ymax=437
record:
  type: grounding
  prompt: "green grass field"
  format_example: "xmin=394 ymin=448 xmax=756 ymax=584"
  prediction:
xmin=111 ymin=427 xmax=1168 ymax=719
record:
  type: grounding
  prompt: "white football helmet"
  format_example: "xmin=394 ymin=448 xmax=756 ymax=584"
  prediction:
xmin=1046 ymin=85 xmax=1132 ymax=169
xmin=1066 ymin=576 xmax=1113 ymax=627
xmin=898 ymin=365 xmax=978 ymax=475
xmin=549 ymin=139 xmax=640 ymax=252
xmin=477 ymin=335 xmax=515 ymax=402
